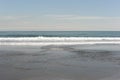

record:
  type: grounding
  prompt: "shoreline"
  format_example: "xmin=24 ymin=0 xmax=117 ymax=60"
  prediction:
xmin=0 ymin=45 xmax=120 ymax=80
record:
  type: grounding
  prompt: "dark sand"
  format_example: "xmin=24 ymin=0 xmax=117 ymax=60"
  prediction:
xmin=0 ymin=44 xmax=120 ymax=80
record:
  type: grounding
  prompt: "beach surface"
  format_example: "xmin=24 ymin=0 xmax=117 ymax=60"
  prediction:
xmin=0 ymin=44 xmax=120 ymax=80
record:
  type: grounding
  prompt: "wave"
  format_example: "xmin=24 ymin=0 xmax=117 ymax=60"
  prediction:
xmin=1 ymin=37 xmax=120 ymax=45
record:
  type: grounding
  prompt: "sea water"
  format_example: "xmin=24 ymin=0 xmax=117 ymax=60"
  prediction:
xmin=1 ymin=31 xmax=120 ymax=80
xmin=1 ymin=31 xmax=120 ymax=45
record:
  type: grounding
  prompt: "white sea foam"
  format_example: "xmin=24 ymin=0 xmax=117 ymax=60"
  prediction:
xmin=0 ymin=37 xmax=120 ymax=45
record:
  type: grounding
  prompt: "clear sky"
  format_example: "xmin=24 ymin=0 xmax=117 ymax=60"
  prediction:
xmin=0 ymin=0 xmax=120 ymax=31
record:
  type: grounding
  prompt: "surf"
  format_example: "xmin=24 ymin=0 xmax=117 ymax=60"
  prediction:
xmin=0 ymin=37 xmax=120 ymax=45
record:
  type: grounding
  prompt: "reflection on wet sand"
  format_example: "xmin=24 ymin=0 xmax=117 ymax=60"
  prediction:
xmin=0 ymin=45 xmax=120 ymax=80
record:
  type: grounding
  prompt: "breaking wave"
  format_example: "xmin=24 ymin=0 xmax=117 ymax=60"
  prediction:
xmin=0 ymin=37 xmax=120 ymax=45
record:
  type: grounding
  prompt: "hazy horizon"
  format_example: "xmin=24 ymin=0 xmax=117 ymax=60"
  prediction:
xmin=0 ymin=0 xmax=120 ymax=31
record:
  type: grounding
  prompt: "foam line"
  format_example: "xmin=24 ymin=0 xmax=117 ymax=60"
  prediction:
xmin=0 ymin=37 xmax=120 ymax=45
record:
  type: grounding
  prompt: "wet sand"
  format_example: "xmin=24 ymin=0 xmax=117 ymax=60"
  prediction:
xmin=0 ymin=44 xmax=120 ymax=80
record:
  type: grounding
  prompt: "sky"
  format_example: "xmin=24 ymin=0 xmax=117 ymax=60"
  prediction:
xmin=0 ymin=0 xmax=120 ymax=31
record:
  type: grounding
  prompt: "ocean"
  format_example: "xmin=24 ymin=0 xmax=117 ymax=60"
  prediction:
xmin=1 ymin=31 xmax=120 ymax=80
xmin=1 ymin=31 xmax=120 ymax=37
xmin=1 ymin=31 xmax=120 ymax=45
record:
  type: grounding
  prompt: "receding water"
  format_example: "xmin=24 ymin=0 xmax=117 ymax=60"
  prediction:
xmin=0 ymin=44 xmax=120 ymax=80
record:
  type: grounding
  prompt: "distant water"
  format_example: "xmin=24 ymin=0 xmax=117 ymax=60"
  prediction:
xmin=0 ymin=31 xmax=120 ymax=37
xmin=0 ymin=31 xmax=120 ymax=45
